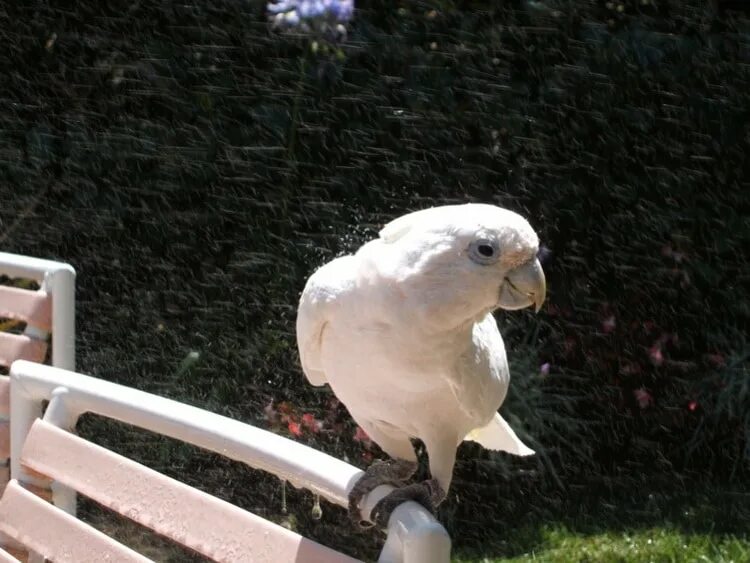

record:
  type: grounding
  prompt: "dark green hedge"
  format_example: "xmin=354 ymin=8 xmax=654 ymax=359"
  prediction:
xmin=1 ymin=0 xmax=749 ymax=559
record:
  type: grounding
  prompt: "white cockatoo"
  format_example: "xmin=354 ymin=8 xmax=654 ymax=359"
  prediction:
xmin=296 ymin=203 xmax=545 ymax=526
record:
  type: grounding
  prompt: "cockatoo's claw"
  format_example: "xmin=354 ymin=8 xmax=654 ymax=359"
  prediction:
xmin=370 ymin=478 xmax=445 ymax=529
xmin=347 ymin=459 xmax=418 ymax=528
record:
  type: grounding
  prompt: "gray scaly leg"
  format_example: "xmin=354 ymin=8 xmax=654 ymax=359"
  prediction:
xmin=348 ymin=458 xmax=418 ymax=527
xmin=370 ymin=478 xmax=446 ymax=528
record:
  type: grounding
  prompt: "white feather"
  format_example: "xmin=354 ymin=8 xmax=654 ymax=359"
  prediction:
xmin=465 ymin=413 xmax=535 ymax=456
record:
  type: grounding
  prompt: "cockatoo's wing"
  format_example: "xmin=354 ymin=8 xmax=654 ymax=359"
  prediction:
xmin=465 ymin=412 xmax=534 ymax=456
xmin=296 ymin=256 xmax=356 ymax=386
xmin=448 ymin=314 xmax=510 ymax=421
xmin=451 ymin=314 xmax=535 ymax=456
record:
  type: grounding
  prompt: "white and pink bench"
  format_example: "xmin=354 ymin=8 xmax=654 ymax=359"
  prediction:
xmin=1 ymin=251 xmax=76 ymax=495
xmin=0 ymin=252 xmax=450 ymax=562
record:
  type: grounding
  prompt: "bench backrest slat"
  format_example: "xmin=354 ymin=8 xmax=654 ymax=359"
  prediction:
xmin=21 ymin=419 xmax=360 ymax=563
xmin=0 ymin=480 xmax=149 ymax=563
xmin=0 ymin=287 xmax=52 ymax=332
xmin=0 ymin=334 xmax=47 ymax=370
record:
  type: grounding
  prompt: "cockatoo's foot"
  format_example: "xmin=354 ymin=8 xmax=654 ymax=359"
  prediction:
xmin=370 ymin=478 xmax=445 ymax=529
xmin=348 ymin=459 xmax=418 ymax=528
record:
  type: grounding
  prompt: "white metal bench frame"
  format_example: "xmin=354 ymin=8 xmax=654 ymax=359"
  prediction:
xmin=0 ymin=252 xmax=76 ymax=371
xmin=0 ymin=253 xmax=76 ymax=559
xmin=6 ymin=361 xmax=451 ymax=562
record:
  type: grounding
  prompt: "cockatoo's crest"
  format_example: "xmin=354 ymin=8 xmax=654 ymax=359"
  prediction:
xmin=378 ymin=207 xmax=445 ymax=244
xmin=378 ymin=204 xmax=539 ymax=258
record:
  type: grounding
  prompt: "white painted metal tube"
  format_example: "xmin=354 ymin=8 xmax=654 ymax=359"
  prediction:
xmin=9 ymin=361 xmax=451 ymax=562
xmin=45 ymin=267 xmax=75 ymax=371
xmin=0 ymin=252 xmax=76 ymax=371
xmin=0 ymin=252 xmax=73 ymax=281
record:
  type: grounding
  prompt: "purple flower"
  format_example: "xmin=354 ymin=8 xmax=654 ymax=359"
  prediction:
xmin=536 ymin=244 xmax=552 ymax=265
xmin=268 ymin=0 xmax=354 ymax=38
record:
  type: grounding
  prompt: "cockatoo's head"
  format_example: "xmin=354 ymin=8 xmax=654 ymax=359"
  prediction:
xmin=374 ymin=203 xmax=546 ymax=329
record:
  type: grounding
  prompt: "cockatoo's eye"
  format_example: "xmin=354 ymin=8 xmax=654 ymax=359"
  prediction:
xmin=477 ymin=244 xmax=494 ymax=257
xmin=468 ymin=239 xmax=500 ymax=265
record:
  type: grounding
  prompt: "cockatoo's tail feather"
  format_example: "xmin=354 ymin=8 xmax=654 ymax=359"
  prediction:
xmin=464 ymin=412 xmax=535 ymax=456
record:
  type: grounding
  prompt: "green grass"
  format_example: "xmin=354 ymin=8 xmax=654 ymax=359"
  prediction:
xmin=456 ymin=527 xmax=749 ymax=563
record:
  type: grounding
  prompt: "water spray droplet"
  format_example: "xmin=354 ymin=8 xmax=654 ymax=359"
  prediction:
xmin=311 ymin=494 xmax=322 ymax=520
xmin=281 ymin=480 xmax=287 ymax=514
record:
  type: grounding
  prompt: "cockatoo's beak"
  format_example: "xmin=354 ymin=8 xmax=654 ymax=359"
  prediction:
xmin=498 ymin=258 xmax=546 ymax=312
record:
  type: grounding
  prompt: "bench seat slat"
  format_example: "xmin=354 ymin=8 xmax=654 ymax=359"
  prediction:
xmin=0 ymin=480 xmax=150 ymax=563
xmin=22 ymin=420 xmax=361 ymax=563
xmin=0 ymin=287 xmax=51 ymax=331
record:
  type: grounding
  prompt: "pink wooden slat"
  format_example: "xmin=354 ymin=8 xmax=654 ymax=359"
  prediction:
xmin=0 ymin=334 xmax=47 ymax=369
xmin=0 ymin=480 xmax=150 ymax=563
xmin=0 ymin=287 xmax=51 ymax=331
xmin=22 ymin=420 xmax=362 ymax=563
xmin=0 ymin=377 xmax=8 ymax=417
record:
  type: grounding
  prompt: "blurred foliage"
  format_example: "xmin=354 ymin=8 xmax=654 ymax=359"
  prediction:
xmin=1 ymin=0 xmax=749 ymax=559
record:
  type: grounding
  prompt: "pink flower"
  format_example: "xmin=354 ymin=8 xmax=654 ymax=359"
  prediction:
xmin=540 ymin=363 xmax=551 ymax=376
xmin=620 ymin=363 xmax=642 ymax=376
xmin=688 ymin=400 xmax=698 ymax=412
xmin=353 ymin=426 xmax=374 ymax=450
xmin=287 ymin=420 xmax=302 ymax=437
xmin=706 ymin=353 xmax=725 ymax=368
xmin=277 ymin=401 xmax=294 ymax=423
xmin=649 ymin=344 xmax=664 ymax=366
xmin=301 ymin=413 xmax=322 ymax=433
xmin=602 ymin=315 xmax=616 ymax=333
xmin=353 ymin=426 xmax=370 ymax=443
xmin=634 ymin=388 xmax=653 ymax=409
